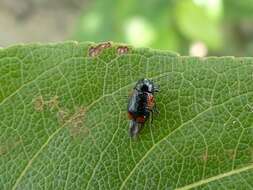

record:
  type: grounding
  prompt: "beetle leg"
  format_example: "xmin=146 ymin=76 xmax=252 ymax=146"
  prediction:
xmin=150 ymin=110 xmax=154 ymax=124
xmin=129 ymin=120 xmax=139 ymax=138
xmin=153 ymin=102 xmax=159 ymax=114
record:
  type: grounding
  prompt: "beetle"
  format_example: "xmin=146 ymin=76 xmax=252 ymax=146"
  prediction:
xmin=127 ymin=78 xmax=159 ymax=137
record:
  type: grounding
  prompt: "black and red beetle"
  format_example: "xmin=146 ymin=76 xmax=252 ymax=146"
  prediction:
xmin=127 ymin=78 xmax=159 ymax=137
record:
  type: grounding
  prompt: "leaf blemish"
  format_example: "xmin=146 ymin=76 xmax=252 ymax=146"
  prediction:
xmin=57 ymin=109 xmax=70 ymax=125
xmin=33 ymin=95 xmax=60 ymax=111
xmin=0 ymin=138 xmax=22 ymax=156
xmin=33 ymin=96 xmax=44 ymax=112
xmin=67 ymin=107 xmax=86 ymax=126
xmin=69 ymin=124 xmax=90 ymax=138
xmin=117 ymin=46 xmax=129 ymax=55
xmin=98 ymin=42 xmax=111 ymax=49
xmin=67 ymin=107 xmax=89 ymax=138
xmin=0 ymin=146 xmax=7 ymax=156
xmin=89 ymin=47 xmax=101 ymax=57
xmin=57 ymin=107 xmax=89 ymax=138
xmin=202 ymin=152 xmax=208 ymax=161
xmin=47 ymin=95 xmax=59 ymax=110
xmin=88 ymin=42 xmax=112 ymax=57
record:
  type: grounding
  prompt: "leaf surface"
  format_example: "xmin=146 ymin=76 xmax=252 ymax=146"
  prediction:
xmin=0 ymin=42 xmax=253 ymax=190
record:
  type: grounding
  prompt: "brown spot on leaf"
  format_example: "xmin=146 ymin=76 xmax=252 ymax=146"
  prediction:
xmin=68 ymin=108 xmax=89 ymax=137
xmin=67 ymin=107 xmax=86 ymax=126
xmin=34 ymin=95 xmax=61 ymax=111
xmin=117 ymin=46 xmax=129 ymax=55
xmin=88 ymin=42 xmax=112 ymax=57
xmin=0 ymin=138 xmax=22 ymax=156
xmin=0 ymin=146 xmax=7 ymax=156
xmin=60 ymin=107 xmax=89 ymax=138
xmin=33 ymin=96 xmax=44 ymax=112
xmin=57 ymin=109 xmax=70 ymax=125
xmin=57 ymin=107 xmax=86 ymax=127
xmin=98 ymin=42 xmax=111 ymax=49
xmin=89 ymin=46 xmax=101 ymax=57
xmin=202 ymin=151 xmax=208 ymax=161
xmin=69 ymin=125 xmax=90 ymax=138
xmin=47 ymin=95 xmax=59 ymax=110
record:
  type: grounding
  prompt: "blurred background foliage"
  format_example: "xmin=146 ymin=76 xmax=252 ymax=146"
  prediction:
xmin=1 ymin=0 xmax=253 ymax=56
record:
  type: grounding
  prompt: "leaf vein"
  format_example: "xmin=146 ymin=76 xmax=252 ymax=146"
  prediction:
xmin=176 ymin=164 xmax=253 ymax=190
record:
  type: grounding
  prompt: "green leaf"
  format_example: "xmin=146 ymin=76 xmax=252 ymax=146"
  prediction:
xmin=0 ymin=42 xmax=253 ymax=190
xmin=224 ymin=0 xmax=253 ymax=19
xmin=175 ymin=0 xmax=223 ymax=50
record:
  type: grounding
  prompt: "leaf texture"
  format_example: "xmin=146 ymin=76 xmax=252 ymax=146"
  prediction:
xmin=0 ymin=42 xmax=252 ymax=190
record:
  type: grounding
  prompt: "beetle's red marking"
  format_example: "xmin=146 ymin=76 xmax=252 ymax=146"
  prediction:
xmin=147 ymin=94 xmax=155 ymax=109
xmin=136 ymin=116 xmax=145 ymax=123
xmin=128 ymin=112 xmax=146 ymax=123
